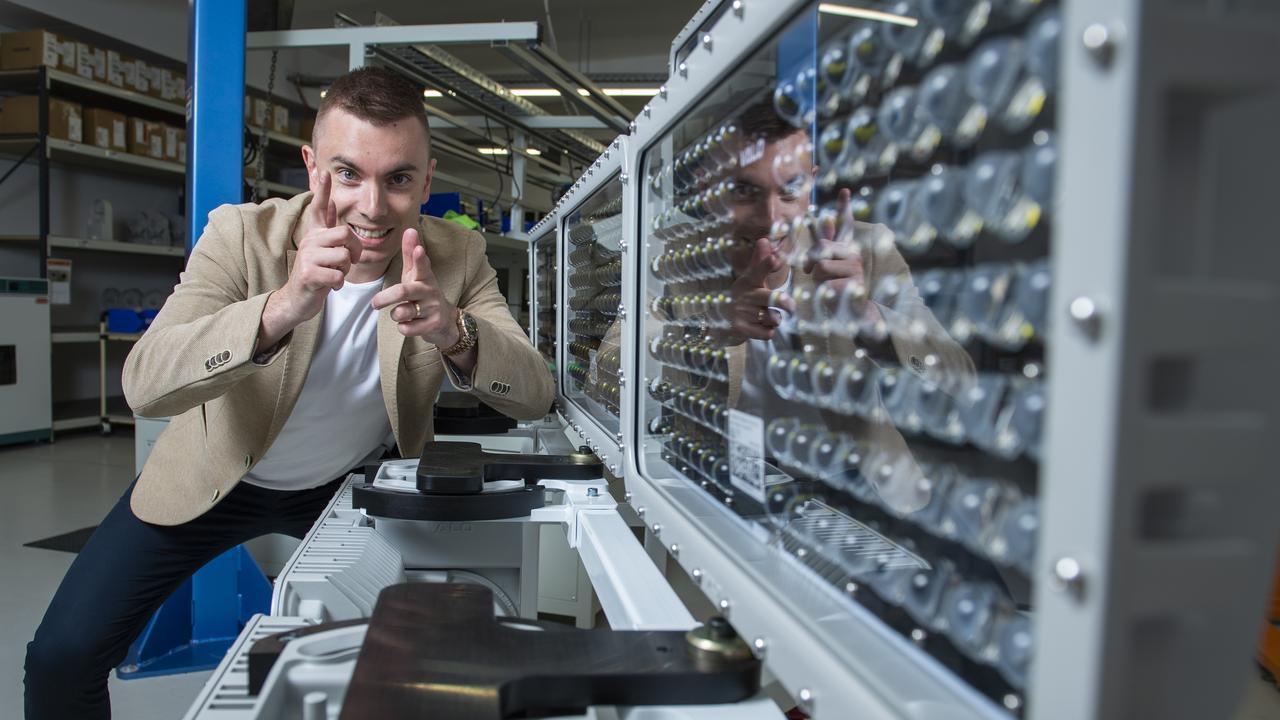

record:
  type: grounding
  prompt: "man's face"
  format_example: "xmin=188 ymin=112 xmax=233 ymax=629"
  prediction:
xmin=301 ymin=108 xmax=435 ymax=272
xmin=726 ymin=129 xmax=812 ymax=274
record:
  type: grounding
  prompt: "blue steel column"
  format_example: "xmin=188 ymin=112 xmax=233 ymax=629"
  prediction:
xmin=116 ymin=0 xmax=262 ymax=680
xmin=186 ymin=0 xmax=246 ymax=253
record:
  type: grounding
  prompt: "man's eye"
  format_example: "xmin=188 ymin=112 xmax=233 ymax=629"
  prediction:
xmin=731 ymin=184 xmax=760 ymax=201
xmin=337 ymin=168 xmax=357 ymax=182
xmin=389 ymin=174 xmax=411 ymax=186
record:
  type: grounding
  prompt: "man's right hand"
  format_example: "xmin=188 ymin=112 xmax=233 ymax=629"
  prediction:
xmin=725 ymin=237 xmax=792 ymax=343
xmin=258 ymin=172 xmax=362 ymax=351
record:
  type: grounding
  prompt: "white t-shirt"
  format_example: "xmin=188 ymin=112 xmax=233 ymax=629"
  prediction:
xmin=243 ymin=276 xmax=395 ymax=491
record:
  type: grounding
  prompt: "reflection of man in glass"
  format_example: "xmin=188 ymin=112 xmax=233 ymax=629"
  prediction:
xmin=718 ymin=101 xmax=974 ymax=513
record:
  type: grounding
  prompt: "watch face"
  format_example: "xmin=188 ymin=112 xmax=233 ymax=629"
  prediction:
xmin=462 ymin=312 xmax=478 ymax=338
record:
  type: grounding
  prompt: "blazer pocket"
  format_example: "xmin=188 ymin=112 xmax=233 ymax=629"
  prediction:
xmin=404 ymin=349 xmax=442 ymax=370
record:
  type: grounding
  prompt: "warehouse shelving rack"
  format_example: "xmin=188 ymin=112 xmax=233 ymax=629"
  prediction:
xmin=0 ymin=63 xmax=189 ymax=432
xmin=0 ymin=62 xmax=313 ymax=433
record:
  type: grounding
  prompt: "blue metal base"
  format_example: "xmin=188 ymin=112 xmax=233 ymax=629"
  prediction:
xmin=116 ymin=544 xmax=271 ymax=680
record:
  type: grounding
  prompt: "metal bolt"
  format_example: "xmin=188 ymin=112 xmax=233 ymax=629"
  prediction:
xmin=717 ymin=598 xmax=730 ymax=613
xmin=620 ymin=172 xmax=629 ymax=184
xmin=1069 ymin=296 xmax=1102 ymax=339
xmin=629 ymin=121 xmax=637 ymax=132
xmin=587 ymin=487 xmax=600 ymax=497
xmin=752 ymin=637 xmax=767 ymax=657
xmin=643 ymin=104 xmax=652 ymax=117
xmin=1003 ymin=694 xmax=1023 ymax=711
xmin=120 ymin=664 xmax=139 ymax=674
xmin=732 ymin=0 xmax=744 ymax=16
xmin=624 ymin=491 xmax=632 ymax=502
xmin=608 ymin=463 xmax=618 ymax=474
xmin=678 ymin=62 xmax=688 ymax=78
xmin=796 ymin=688 xmax=814 ymax=714
xmin=618 ymin=306 xmax=627 ymax=320
xmin=619 ymin=240 xmax=628 ymax=252
xmin=670 ymin=543 xmax=680 ymax=556
xmin=637 ymin=507 xmax=645 ymax=518
xmin=1082 ymin=22 xmax=1118 ymax=67
xmin=1051 ymin=556 xmax=1086 ymax=598
xmin=701 ymin=33 xmax=713 ymax=50
xmin=910 ymin=628 xmax=927 ymax=645
xmin=691 ymin=568 xmax=703 ymax=584
xmin=652 ymin=523 xmax=662 ymax=536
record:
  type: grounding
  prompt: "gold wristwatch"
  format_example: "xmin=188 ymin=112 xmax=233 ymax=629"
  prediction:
xmin=443 ymin=310 xmax=478 ymax=356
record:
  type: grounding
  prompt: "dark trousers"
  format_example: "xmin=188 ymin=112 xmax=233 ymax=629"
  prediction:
xmin=23 ymin=476 xmax=344 ymax=720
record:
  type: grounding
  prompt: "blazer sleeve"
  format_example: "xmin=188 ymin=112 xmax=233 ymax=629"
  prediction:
xmin=440 ymin=230 xmax=555 ymax=420
xmin=864 ymin=224 xmax=977 ymax=397
xmin=123 ymin=205 xmax=285 ymax=418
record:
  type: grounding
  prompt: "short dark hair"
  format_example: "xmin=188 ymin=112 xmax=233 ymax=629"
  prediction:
xmin=736 ymin=97 xmax=801 ymax=143
xmin=315 ymin=66 xmax=431 ymax=150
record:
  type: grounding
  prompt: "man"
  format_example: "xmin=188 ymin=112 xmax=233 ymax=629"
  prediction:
xmin=712 ymin=101 xmax=975 ymax=514
xmin=24 ymin=66 xmax=553 ymax=719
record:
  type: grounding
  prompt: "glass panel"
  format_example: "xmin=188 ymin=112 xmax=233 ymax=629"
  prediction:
xmin=637 ymin=2 xmax=1059 ymax=713
xmin=533 ymin=229 xmax=558 ymax=375
xmin=563 ymin=173 xmax=624 ymax=433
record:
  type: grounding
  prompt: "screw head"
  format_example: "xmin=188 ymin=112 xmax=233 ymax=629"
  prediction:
xmin=637 ymin=507 xmax=645 ymax=517
xmin=670 ymin=543 xmax=680 ymax=556
xmin=1069 ymin=296 xmax=1102 ymax=338
xmin=624 ymin=491 xmax=632 ymax=502
xmin=651 ymin=523 xmax=662 ymax=536
xmin=678 ymin=62 xmax=688 ymax=77
xmin=586 ymin=487 xmax=600 ymax=497
xmin=701 ymin=33 xmax=713 ymax=50
xmin=1082 ymin=23 xmax=1118 ymax=66
xmin=691 ymin=568 xmax=703 ymax=583
xmin=659 ymin=85 xmax=668 ymax=99
xmin=1052 ymin=556 xmax=1086 ymax=598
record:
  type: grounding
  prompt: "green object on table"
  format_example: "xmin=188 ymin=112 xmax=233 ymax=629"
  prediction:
xmin=443 ymin=210 xmax=480 ymax=230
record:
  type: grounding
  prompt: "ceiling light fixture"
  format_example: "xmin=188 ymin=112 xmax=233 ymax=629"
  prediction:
xmin=477 ymin=147 xmax=509 ymax=155
xmin=816 ymin=3 xmax=918 ymax=26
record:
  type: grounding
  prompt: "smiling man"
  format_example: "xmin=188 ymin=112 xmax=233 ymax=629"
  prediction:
xmin=24 ymin=67 xmax=553 ymax=719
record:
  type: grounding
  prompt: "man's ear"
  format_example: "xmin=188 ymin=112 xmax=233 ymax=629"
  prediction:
xmin=420 ymin=157 xmax=436 ymax=201
xmin=301 ymin=144 xmax=317 ymax=182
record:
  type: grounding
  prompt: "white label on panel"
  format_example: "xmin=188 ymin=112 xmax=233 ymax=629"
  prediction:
xmin=727 ymin=408 xmax=765 ymax=503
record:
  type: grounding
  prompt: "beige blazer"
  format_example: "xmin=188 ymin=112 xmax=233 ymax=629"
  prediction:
xmin=123 ymin=192 xmax=554 ymax=526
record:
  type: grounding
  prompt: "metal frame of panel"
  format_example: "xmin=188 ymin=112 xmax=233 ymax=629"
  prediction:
xmin=1033 ymin=2 xmax=1280 ymax=718
xmin=552 ymin=136 xmax=629 ymax=477
xmin=527 ymin=211 xmax=558 ymax=349
xmin=616 ymin=1 xmax=1280 ymax=720
xmin=622 ymin=3 xmax=1001 ymax=717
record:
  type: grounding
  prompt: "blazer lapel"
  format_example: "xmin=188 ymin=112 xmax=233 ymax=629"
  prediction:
xmin=378 ymin=245 xmax=406 ymax=443
xmin=264 ymin=249 xmax=324 ymax=449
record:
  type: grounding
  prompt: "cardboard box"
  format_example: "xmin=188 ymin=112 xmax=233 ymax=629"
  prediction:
xmin=0 ymin=96 xmax=82 ymax=142
xmin=106 ymin=50 xmax=128 ymax=88
xmin=84 ymin=108 xmax=126 ymax=151
xmin=159 ymin=69 xmax=186 ymax=103
xmin=271 ymin=105 xmax=288 ymax=134
xmin=162 ymin=125 xmax=183 ymax=161
xmin=124 ymin=59 xmax=149 ymax=94
xmin=127 ymin=117 xmax=165 ymax=158
xmin=146 ymin=64 xmax=165 ymax=98
xmin=1 ymin=30 xmax=76 ymax=72
xmin=246 ymin=96 xmax=271 ymax=128
xmin=75 ymin=43 xmax=106 ymax=82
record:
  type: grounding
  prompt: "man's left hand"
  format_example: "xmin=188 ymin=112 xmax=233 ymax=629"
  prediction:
xmin=372 ymin=228 xmax=461 ymax=348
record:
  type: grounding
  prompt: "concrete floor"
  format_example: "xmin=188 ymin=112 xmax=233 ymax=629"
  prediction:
xmin=1 ymin=432 xmax=1278 ymax=719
